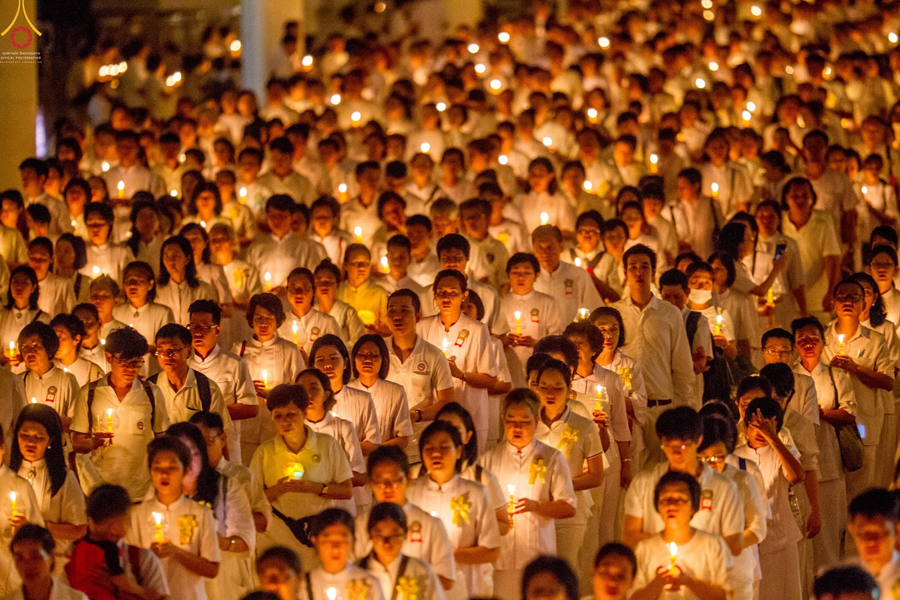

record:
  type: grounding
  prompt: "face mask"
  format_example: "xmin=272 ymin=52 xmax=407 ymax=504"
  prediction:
xmin=689 ymin=288 xmax=712 ymax=304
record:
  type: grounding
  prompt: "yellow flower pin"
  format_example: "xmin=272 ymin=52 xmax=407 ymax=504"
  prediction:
xmin=556 ymin=427 xmax=579 ymax=454
xmin=176 ymin=514 xmax=198 ymax=545
xmin=396 ymin=576 xmax=419 ymax=600
xmin=617 ymin=367 xmax=633 ymax=390
xmin=529 ymin=457 xmax=547 ymax=485
xmin=346 ymin=579 xmax=371 ymax=600
xmin=450 ymin=494 xmax=472 ymax=526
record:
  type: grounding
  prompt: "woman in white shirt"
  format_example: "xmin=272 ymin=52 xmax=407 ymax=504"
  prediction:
xmin=180 ymin=224 xmax=233 ymax=318
xmin=620 ymin=201 xmax=667 ymax=273
xmin=113 ymin=261 xmax=175 ymax=374
xmin=0 ymin=266 xmax=51 ymax=374
xmin=155 ymin=236 xmax=218 ymax=325
xmin=125 ymin=200 xmax=164 ymax=276
xmin=349 ymin=334 xmax=414 ymax=449
xmin=53 ymin=234 xmax=90 ymax=306
xmin=79 ymin=202 xmax=134 ymax=285
xmin=181 ymin=182 xmax=231 ymax=233
xmin=515 ymin=158 xmax=576 ymax=236
xmin=49 ymin=314 xmax=104 ymax=387
xmin=10 ymin=404 xmax=87 ymax=571
xmin=276 ymin=267 xmax=344 ymax=363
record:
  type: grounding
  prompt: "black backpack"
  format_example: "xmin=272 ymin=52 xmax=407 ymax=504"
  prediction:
xmin=686 ymin=311 xmax=733 ymax=401
xmin=148 ymin=370 xmax=213 ymax=413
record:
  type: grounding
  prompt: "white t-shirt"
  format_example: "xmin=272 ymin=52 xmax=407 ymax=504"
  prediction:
xmin=633 ymin=531 xmax=730 ymax=599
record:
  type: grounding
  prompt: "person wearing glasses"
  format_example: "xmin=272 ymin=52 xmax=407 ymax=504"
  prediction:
xmin=275 ymin=267 xmax=342 ymax=364
xmin=70 ymin=327 xmax=171 ymax=502
xmin=622 ymin=407 xmax=744 ymax=560
xmin=760 ymin=328 xmax=820 ymax=426
xmin=188 ymin=299 xmax=258 ymax=466
xmin=17 ymin=322 xmax=80 ymax=431
xmin=359 ymin=502 xmax=446 ymax=600
xmin=151 ymin=323 xmax=230 ymax=428
xmin=235 ymin=293 xmax=306 ymax=461
xmin=822 ymin=278 xmax=894 ymax=498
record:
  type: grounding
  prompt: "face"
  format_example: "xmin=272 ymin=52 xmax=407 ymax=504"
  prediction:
xmin=124 ymin=269 xmax=154 ymax=304
xmin=660 ymin=437 xmax=698 ymax=472
xmin=197 ymin=423 xmax=225 ymax=466
xmin=755 ymin=205 xmax=779 ymax=235
xmin=532 ymin=236 xmax=562 ymax=266
xmin=135 ymin=207 xmax=159 ymax=239
xmin=287 ymin=274 xmax=314 ymax=313
xmin=785 ymin=182 xmax=813 ymax=215
xmin=162 ymin=243 xmax=190 ymax=276
xmin=528 ymin=164 xmax=552 ymax=192
xmin=54 ymin=240 xmax=76 ymax=271
xmin=257 ymin=557 xmax=300 ymax=600
xmin=370 ymin=518 xmax=406 ymax=564
xmin=313 ymin=523 xmax=352 ymax=568
xmin=660 ymin=284 xmax=687 ymax=310
xmin=603 ymin=226 xmax=627 ymax=253
xmin=795 ymin=325 xmax=824 ymax=362
xmin=20 ymin=334 xmax=49 ymax=373
xmin=592 ymin=554 xmax=635 ymax=600
xmin=355 ymin=341 xmax=382 ymax=379
xmin=868 ymin=252 xmax=899 ymax=285
xmin=369 ymin=461 xmax=408 ymax=505
xmin=710 ymin=259 xmax=728 ymax=289
xmin=537 ymin=369 xmax=569 ymax=411
xmin=252 ymin=306 xmax=278 ymax=340
xmin=314 ymin=271 xmax=338 ymax=301
xmin=156 ymin=336 xmax=190 ymax=372
xmin=508 ymin=262 xmax=537 ymax=294
xmin=833 ymin=283 xmax=864 ymax=321
xmin=438 ymin=247 xmax=467 ymax=273
xmin=108 ymin=353 xmax=145 ymax=385
xmin=577 ymin=219 xmax=602 ymax=250
xmin=12 ymin=539 xmax=52 ymax=583
xmin=313 ymin=345 xmax=345 ymax=386
xmin=27 ymin=246 xmax=51 ymax=279
xmin=386 ymin=244 xmax=411 ymax=273
xmin=406 ymin=224 xmax=430 ymax=251
xmin=434 ymin=275 xmax=466 ymax=315
xmin=150 ymin=449 xmax=186 ymax=495
xmin=344 ymin=251 xmax=372 ymax=285
xmin=697 ymin=440 xmax=729 ymax=474
xmin=504 ymin=404 xmax=536 ymax=447
xmin=75 ymin=310 xmax=100 ymax=341
xmin=422 ymin=430 xmax=461 ymax=474
xmin=0 ymin=199 xmax=20 ymax=229
xmin=189 ymin=312 xmax=220 ymax=353
xmin=310 ymin=206 xmax=335 ymax=237
xmin=625 ymin=254 xmax=653 ymax=290
xmin=266 ymin=208 xmax=292 ymax=236
xmin=85 ymin=214 xmax=111 ymax=245
xmin=525 ymin=572 xmax=568 ymax=600
xmin=17 ymin=421 xmax=50 ymax=463
xmin=849 ymin=515 xmax=898 ymax=566
xmin=10 ymin=272 xmax=35 ymax=306
xmin=53 ymin=325 xmax=80 ymax=359
xmin=594 ymin=314 xmax=620 ymax=352
xmin=460 ymin=208 xmax=489 ymax=238
xmin=656 ymin=481 xmax=695 ymax=525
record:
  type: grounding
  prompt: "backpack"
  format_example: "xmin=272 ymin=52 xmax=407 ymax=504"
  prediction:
xmin=685 ymin=311 xmax=733 ymax=401
xmin=148 ymin=370 xmax=212 ymax=413
xmin=86 ymin=378 xmax=156 ymax=435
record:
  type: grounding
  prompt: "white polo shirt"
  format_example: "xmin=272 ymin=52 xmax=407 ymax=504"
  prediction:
xmin=156 ymin=280 xmax=219 ymax=326
xmin=37 ymin=273 xmax=75 ymax=317
xmin=349 ymin=378 xmax=414 ymax=444
xmin=112 ymin=302 xmax=174 ymax=352
xmin=20 ymin=365 xmax=81 ymax=420
xmin=500 ymin=289 xmax=564 ymax=374
xmin=299 ymin=564 xmax=384 ymax=600
xmin=276 ymin=308 xmax=343 ymax=357
xmin=633 ymin=531 xmax=730 ymax=596
xmin=216 ymin=456 xmax=272 ymax=532
xmin=534 ymin=260 xmax=602 ymax=324
xmin=306 ymin=412 xmax=365 ymax=516
xmin=153 ymin=368 xmax=231 ymax=428
xmin=0 ymin=466 xmax=45 ymax=596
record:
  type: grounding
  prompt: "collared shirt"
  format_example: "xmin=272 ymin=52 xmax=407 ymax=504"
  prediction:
xmin=54 ymin=357 xmax=104 ymax=388
xmin=603 ymin=350 xmax=649 ymax=429
xmin=0 ymin=466 xmax=45 ymax=596
xmin=319 ymin=300 xmax=366 ymax=349
xmin=377 ymin=275 xmax=426 ymax=298
xmin=781 ymin=210 xmax=841 ymax=310
xmin=633 ymin=532 xmax=730 ymax=598
xmin=257 ymin=170 xmax=316 ymax=207
xmin=417 ymin=314 xmax=498 ymax=437
xmin=354 ymin=502 xmax=457 ymax=584
xmin=3 ymin=579 xmax=87 ymax=600
xmin=570 ymin=364 xmax=631 ymax=443
xmin=155 ymin=368 xmax=231 ymax=428
xmin=361 ymin=553 xmax=445 ymax=600
xmin=70 ymin=374 xmax=170 ymax=501
xmin=246 ymin=232 xmax=327 ymax=288
xmin=311 ymin=230 xmax=354 ymax=266
xmin=719 ymin=461 xmax=768 ymax=585
xmin=676 ymin=197 xmax=724 ymax=260
xmin=407 ymin=253 xmax=441 ymax=288
xmin=478 ymin=439 xmax=576 ymax=570
xmin=300 ymin=564 xmax=384 ymax=600
xmin=338 ymin=280 xmax=388 ymax=330
xmin=222 ymin=259 xmax=262 ymax=306
xmin=612 ymin=294 xmax=696 ymax=406
xmin=20 ymin=365 xmax=81 ymax=419
xmin=700 ymin=161 xmax=754 ymax=218
xmin=421 ymin=277 xmax=508 ymax=336
xmin=103 ymin=164 xmax=165 ymax=200
xmin=79 ymin=242 xmax=135 ymax=285
xmin=333 ymin=385 xmax=382 ymax=446
xmin=822 ymin=323 xmax=892 ymax=445
xmin=0 ymin=307 xmax=50 ymax=372
xmin=500 ymin=290 xmax=564 ymax=379
xmin=306 ymin=412 xmax=365 ymax=514
xmin=534 ymin=261 xmax=602 ymax=324
xmin=349 ymin=378 xmax=414 ymax=444
xmin=79 ymin=343 xmax=110 ymax=374
xmin=112 ymin=302 xmax=174 ymax=352
xmin=17 ymin=459 xmax=86 ymax=556
xmin=0 ymin=223 xmax=27 ymax=266
xmin=466 ymin=235 xmax=510 ymax=289
xmin=516 ymin=191 xmax=577 ymax=233
xmin=156 ymin=279 xmax=218 ymax=325
xmin=37 ymin=273 xmax=75 ymax=317
xmin=808 ymin=167 xmax=858 ymax=234
xmin=216 ymin=456 xmax=272 ymax=531
xmin=339 ymin=197 xmax=383 ymax=247
xmin=277 ymin=308 xmax=344 ymax=357
xmin=126 ymin=495 xmax=221 ymax=600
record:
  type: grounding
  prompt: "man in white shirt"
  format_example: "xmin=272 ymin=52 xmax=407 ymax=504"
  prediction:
xmin=257 ymin=137 xmax=316 ymax=207
xmin=847 ymin=488 xmax=900 ymax=596
xmin=613 ymin=245 xmax=696 ymax=465
xmin=339 ymin=162 xmax=383 ymax=248
xmin=102 ymin=131 xmax=165 ymax=199
xmin=406 ymin=215 xmax=441 ymax=288
xmin=378 ymin=235 xmax=425 ymax=296
xmin=188 ymin=300 xmax=258 ymax=464
xmin=19 ymin=158 xmax=73 ymax=237
xmin=532 ymin=225 xmax=603 ymax=324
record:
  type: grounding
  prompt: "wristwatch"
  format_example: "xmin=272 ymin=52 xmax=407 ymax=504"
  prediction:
xmin=413 ymin=409 xmax=422 ymax=422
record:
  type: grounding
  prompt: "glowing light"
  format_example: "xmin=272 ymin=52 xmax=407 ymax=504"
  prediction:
xmin=326 ymin=589 xmax=337 ymax=600
xmin=420 ymin=142 xmax=431 ymax=153
xmin=709 ymin=61 xmax=719 ymax=72
xmin=498 ymin=154 xmax=508 ymax=165
xmin=785 ymin=65 xmax=794 ymax=75
xmin=891 ymin=32 xmax=899 ymax=44
xmin=703 ymin=10 xmax=714 ymax=20
xmin=695 ymin=78 xmax=707 ymax=89
xmin=374 ymin=1 xmax=386 ymax=12
xmin=351 ymin=111 xmax=362 ymax=124
xmin=170 ymin=189 xmax=177 ymax=197
xmin=380 ymin=256 xmax=389 ymax=270
xmin=587 ymin=107 xmax=598 ymax=120
xmin=498 ymin=32 xmax=510 ymax=43
xmin=598 ymin=36 xmax=610 ymax=49
xmin=301 ymin=55 xmax=313 ymax=68
xmin=490 ymin=79 xmax=502 ymax=91
xmin=862 ymin=185 xmax=869 ymax=195
xmin=583 ymin=180 xmax=593 ymax=191
xmin=101 ymin=161 xmax=110 ymax=172
xmin=711 ymin=182 xmax=719 ymax=198
xmin=542 ymin=136 xmax=553 ymax=147
xmin=701 ymin=0 xmax=713 ymax=7
xmin=575 ymin=257 xmax=582 ymax=267
xmin=750 ymin=5 xmax=762 ymax=16
xmin=747 ymin=101 xmax=757 ymax=112
xmin=99 ymin=65 xmax=110 ymax=77
xmin=354 ymin=226 xmax=363 ymax=242
xmin=118 ymin=61 xmax=127 ymax=73
xmin=474 ymin=63 xmax=486 ymax=74
xmin=330 ymin=94 xmax=341 ymax=105
xmin=436 ymin=102 xmax=447 ymax=112
xmin=92 ymin=265 xmax=100 ymax=277
xmin=540 ymin=212 xmax=550 ymax=225
xmin=229 ymin=40 xmax=242 ymax=53
xmin=468 ymin=43 xmax=480 ymax=54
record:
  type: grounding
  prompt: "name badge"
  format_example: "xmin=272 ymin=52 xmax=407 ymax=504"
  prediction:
xmin=564 ymin=279 xmax=574 ymax=295
xmin=455 ymin=330 xmax=469 ymax=347
xmin=531 ymin=308 xmax=540 ymax=323
xmin=700 ymin=489 xmax=713 ymax=511
xmin=45 ymin=386 xmax=57 ymax=403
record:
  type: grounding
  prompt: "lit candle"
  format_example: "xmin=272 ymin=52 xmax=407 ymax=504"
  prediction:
xmin=742 ymin=110 xmax=752 ymax=126
xmin=490 ymin=79 xmax=502 ymax=92
xmin=574 ymin=257 xmax=582 ymax=268
xmin=598 ymin=36 xmax=610 ymax=48
xmin=668 ymin=541 xmax=678 ymax=574
xmin=649 ymin=153 xmax=659 ymax=173
xmin=838 ymin=333 xmax=845 ymax=355
xmin=261 ymin=370 xmax=268 ymax=389
xmin=514 ymin=311 xmax=522 ymax=335
xmin=100 ymin=338 xmax=106 ymax=347
xmin=714 ymin=314 xmax=723 ymax=336
xmin=30 ymin=398 xmax=36 ymax=404
xmin=354 ymin=226 xmax=363 ymax=242
xmin=330 ymin=94 xmax=341 ymax=105
xmin=766 ymin=288 xmax=774 ymax=307
xmin=420 ymin=142 xmax=431 ymax=153
xmin=351 ymin=111 xmax=362 ymax=126
xmin=594 ymin=384 xmax=606 ymax=412
xmin=301 ymin=54 xmax=313 ymax=69
xmin=101 ymin=161 xmax=110 ymax=172
xmin=540 ymin=212 xmax=549 ymax=225
xmin=507 ymin=484 xmax=516 ymax=528
xmin=579 ymin=308 xmax=588 ymax=321
xmin=498 ymin=31 xmax=510 ymax=43
xmin=326 ymin=589 xmax=337 ymax=600
xmin=442 ymin=336 xmax=449 ymax=357
xmin=711 ymin=182 xmax=719 ymax=199
xmin=862 ymin=185 xmax=868 ymax=196
xmin=542 ymin=136 xmax=553 ymax=148
xmin=238 ymin=187 xmax=248 ymax=204
xmin=587 ymin=107 xmax=599 ymax=121
xmin=152 ymin=512 xmax=164 ymax=542
xmin=107 ymin=408 xmax=114 ymax=433
xmin=292 ymin=320 xmax=299 ymax=347
xmin=380 ymin=256 xmax=389 ymax=272
xmin=436 ymin=102 xmax=447 ymax=112
xmin=263 ymin=272 xmax=272 ymax=291
xmin=583 ymin=180 xmax=593 ymax=192
xmin=92 ymin=265 xmax=100 ymax=278
xmin=498 ymin=154 xmax=509 ymax=165
xmin=117 ymin=180 xmax=125 ymax=199
xmin=338 ymin=183 xmax=349 ymax=202
xmin=170 ymin=189 xmax=177 ymax=198
xmin=9 ymin=491 xmax=16 ymax=518
xmin=7 ymin=340 xmax=14 ymax=360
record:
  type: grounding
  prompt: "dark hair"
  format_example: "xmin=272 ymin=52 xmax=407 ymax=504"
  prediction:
xmin=310 ymin=508 xmax=355 ymax=539
xmin=708 ymin=252 xmax=736 ymax=287
xmin=247 ymin=293 xmax=287 ymax=328
xmin=848 ymin=487 xmax=900 ymax=521
xmin=257 ymin=546 xmax=302 ymax=575
xmin=533 ymin=335 xmax=579 ymax=371
xmin=179 ymin=223 xmax=212 ymax=265
xmin=622 ymin=243 xmax=656 ymax=273
xmin=736 ymin=375 xmax=773 ymax=402
xmin=465 ymin=289 xmax=485 ymax=321
xmin=536 ymin=357 xmax=572 ymax=390
xmin=433 ymin=269 xmax=468 ymax=294
xmin=506 ymin=252 xmax=540 ymax=275
xmin=189 ymin=410 xmax=225 ymax=433
xmin=761 ymin=327 xmax=793 ymax=348
xmin=868 ymin=243 xmax=899 ymax=267
xmin=18 ymin=321 xmax=60 ymax=357
xmin=654 ymin=470 xmax=702 ymax=513
xmin=123 ymin=261 xmax=157 ymax=302
xmin=436 ymin=233 xmax=471 ymax=259
xmin=743 ymin=397 xmax=784 ymax=430
xmin=266 ymin=384 xmax=310 ymax=413
xmin=759 ymin=363 xmax=795 ymax=400
xmin=188 ymin=299 xmax=222 ymax=325
xmin=351 ymin=334 xmax=390 ymax=379
xmin=386 ymin=235 xmax=411 ymax=253
xmin=188 ymin=181 xmax=223 ymax=217
xmin=593 ymin=542 xmax=637 ymax=576
xmin=655 ymin=406 xmax=702 ymax=441
xmin=791 ymin=316 xmax=825 ymax=339
xmin=366 ymin=445 xmax=410 ymax=478
xmin=86 ymin=484 xmax=132 ymax=522
xmin=697 ymin=414 xmax=737 ymax=454
xmin=296 ymin=368 xmax=336 ymax=412
xmin=659 ymin=268 xmax=688 ymax=291
xmin=106 ymin=327 xmax=149 ymax=360
xmin=387 ymin=289 xmax=421 ymax=313
xmin=849 ymin=272 xmax=887 ymax=328
xmin=7 ymin=265 xmax=39 ymax=310
xmin=313 ymin=260 xmax=342 ymax=284
xmin=10 ymin=523 xmax=55 ymax=555
xmin=419 ymin=420 xmax=464 ymax=473
xmin=10 ymin=404 xmax=67 ymax=496
xmin=147 ymin=435 xmax=191 ymax=470
xmin=167 ymin=422 xmax=221 ymax=507
xmin=813 ymin=565 xmax=878 ymax=598
xmin=56 ymin=234 xmax=87 ymax=271
xmin=715 ymin=222 xmax=747 ymax=261
xmin=589 ymin=307 xmax=626 ymax=349
xmin=435 ymin=402 xmax=479 ymax=465
xmin=367 ymin=502 xmax=408 ymax=533
xmin=780 ymin=176 xmax=816 ymax=211
xmin=49 ymin=313 xmax=86 ymax=347
xmin=309 ymin=334 xmax=351 ymax=385
xmin=155 ymin=323 xmax=192 ymax=346
xmin=159 ymin=236 xmax=201 ymax=288
xmin=522 ymin=556 xmax=578 ymax=600
xmin=871 ymin=226 xmax=899 ymax=247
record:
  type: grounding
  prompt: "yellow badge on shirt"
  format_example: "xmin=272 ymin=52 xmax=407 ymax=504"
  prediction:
xmin=617 ymin=367 xmax=633 ymax=390
xmin=177 ymin=514 xmax=198 ymax=545
xmin=346 ymin=579 xmax=371 ymax=600
xmin=396 ymin=577 xmax=419 ymax=600
xmin=232 ymin=268 xmax=245 ymax=289
xmin=529 ymin=457 xmax=547 ymax=485
xmin=450 ymin=494 xmax=472 ymax=526
xmin=556 ymin=427 xmax=579 ymax=454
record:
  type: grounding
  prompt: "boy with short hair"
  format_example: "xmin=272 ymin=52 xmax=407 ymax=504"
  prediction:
xmin=591 ymin=543 xmax=637 ymax=600
xmin=459 ymin=198 xmax=509 ymax=289
xmin=847 ymin=488 xmax=900 ymax=594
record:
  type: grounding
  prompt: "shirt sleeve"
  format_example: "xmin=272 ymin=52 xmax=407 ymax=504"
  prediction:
xmin=70 ymin=386 xmax=91 ymax=434
xmin=736 ymin=469 xmax=767 ymax=548
xmin=577 ymin=268 xmax=603 ymax=313
xmin=717 ymin=479 xmax=745 ymax=539
xmin=223 ymin=476 xmax=256 ymax=551
xmin=342 ymin=421 xmax=368 ymax=473
xmin=549 ymin=450 xmax=577 ymax=508
xmin=329 ymin=435 xmax=355 ymax=483
xmin=198 ymin=506 xmax=222 ymax=563
xmin=623 ymin=472 xmax=648 ymax=519
xmin=474 ymin=485 xmax=502 ymax=549
xmin=393 ymin=387 xmax=414 ymax=437
xmin=670 ymin=311 xmax=697 ymax=408
xmin=150 ymin=385 xmax=171 ymax=433
xmin=60 ymin=470 xmax=88 ymax=526
xmin=137 ymin=549 xmax=171 ymax=597
xmin=235 ymin=358 xmax=259 ymax=406
xmin=361 ymin=394 xmax=383 ymax=444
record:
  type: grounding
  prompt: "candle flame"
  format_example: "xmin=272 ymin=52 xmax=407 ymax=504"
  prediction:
xmin=153 ymin=512 xmax=162 ymax=525
xmin=838 ymin=334 xmax=845 ymax=343
xmin=514 ymin=311 xmax=521 ymax=320
xmin=326 ymin=588 xmax=337 ymax=600
xmin=507 ymin=484 xmax=516 ymax=496
xmin=9 ymin=492 xmax=16 ymax=502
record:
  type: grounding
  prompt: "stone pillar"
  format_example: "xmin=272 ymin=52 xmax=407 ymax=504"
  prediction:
xmin=240 ymin=0 xmax=304 ymax=101
xmin=0 ymin=0 xmax=39 ymax=188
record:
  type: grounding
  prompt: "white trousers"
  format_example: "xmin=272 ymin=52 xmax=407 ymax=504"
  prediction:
xmin=759 ymin=545 xmax=802 ymax=600
xmin=812 ymin=477 xmax=846 ymax=571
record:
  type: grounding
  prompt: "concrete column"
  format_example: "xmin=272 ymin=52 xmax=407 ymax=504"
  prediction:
xmin=240 ymin=0 xmax=304 ymax=101
xmin=0 ymin=0 xmax=39 ymax=188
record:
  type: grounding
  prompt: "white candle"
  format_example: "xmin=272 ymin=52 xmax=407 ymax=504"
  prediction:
xmin=838 ymin=333 xmax=845 ymax=355
xmin=261 ymin=370 xmax=268 ymax=389
xmin=292 ymin=320 xmax=299 ymax=346
xmin=420 ymin=142 xmax=431 ymax=153
xmin=326 ymin=589 xmax=337 ymax=600
xmin=540 ymin=212 xmax=549 ymax=225
xmin=117 ymin=180 xmax=125 ymax=199
xmin=106 ymin=408 xmax=114 ymax=433
xmin=263 ymin=272 xmax=272 ymax=291
xmin=442 ymin=336 xmax=449 ymax=357
xmin=9 ymin=491 xmax=16 ymax=518
xmin=353 ymin=226 xmax=363 ymax=242
xmin=507 ymin=484 xmax=516 ymax=528
xmin=152 ymin=512 xmax=164 ymax=542
xmin=711 ymin=182 xmax=719 ymax=199
xmin=649 ymin=153 xmax=659 ymax=173
xmin=514 ymin=311 xmax=522 ymax=335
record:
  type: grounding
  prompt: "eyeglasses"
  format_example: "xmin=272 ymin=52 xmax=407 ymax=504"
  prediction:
xmin=763 ymin=348 xmax=792 ymax=357
xmin=370 ymin=478 xmax=405 ymax=489
xmin=188 ymin=324 xmax=217 ymax=333
xmin=370 ymin=533 xmax=406 ymax=544
xmin=156 ymin=347 xmax=187 ymax=358
xmin=700 ymin=456 xmax=727 ymax=464
xmin=834 ymin=293 xmax=863 ymax=303
xmin=113 ymin=357 xmax=145 ymax=369
xmin=19 ymin=344 xmax=44 ymax=354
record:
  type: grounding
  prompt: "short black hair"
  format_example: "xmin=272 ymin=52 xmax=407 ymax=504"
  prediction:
xmin=522 ymin=556 xmax=578 ymax=600
xmin=623 ymin=243 xmax=656 ymax=273
xmin=758 ymin=363 xmax=794 ymax=399
xmin=386 ymin=235 xmax=412 ymax=253
xmin=86 ymin=484 xmax=132 ymax=522
xmin=419 ymin=420 xmax=464 ymax=473
xmin=848 ymin=487 xmax=900 ymax=522
xmin=49 ymin=313 xmax=86 ymax=343
xmin=743 ymin=396 xmax=784 ymax=430
xmin=654 ymin=470 xmax=702 ymax=513
xmin=310 ymin=508 xmax=355 ymax=539
xmin=659 ymin=268 xmax=688 ymax=291
xmin=655 ymin=406 xmax=702 ymax=441
xmin=266 ymin=194 xmax=296 ymax=213
xmin=18 ymin=321 xmax=60 ymax=357
xmin=106 ymin=327 xmax=149 ymax=360
xmin=563 ymin=322 xmax=604 ymax=354
xmin=266 ymin=384 xmax=310 ymax=413
xmin=188 ymin=410 xmax=225 ymax=433
xmin=10 ymin=523 xmax=55 ymax=555
xmin=147 ymin=435 xmax=191 ymax=470
xmin=506 ymin=252 xmax=540 ymax=274
xmin=188 ymin=299 xmax=222 ymax=325
xmin=155 ymin=323 xmax=191 ymax=346
xmin=697 ymin=414 xmax=737 ymax=454
xmin=736 ymin=375 xmax=773 ymax=402
xmin=593 ymin=542 xmax=637 ymax=577
xmin=257 ymin=546 xmax=301 ymax=575
xmin=813 ymin=565 xmax=877 ymax=598
xmin=309 ymin=334 xmax=351 ymax=384
xmin=388 ymin=289 xmax=421 ymax=313
xmin=366 ymin=445 xmax=410 ymax=478
xmin=367 ymin=502 xmax=408 ymax=533
xmin=247 ymin=293 xmax=286 ymax=328
xmin=533 ymin=335 xmax=579 ymax=371
xmin=761 ymin=327 xmax=793 ymax=347
xmin=436 ymin=233 xmax=471 ymax=259
xmin=84 ymin=201 xmax=114 ymax=224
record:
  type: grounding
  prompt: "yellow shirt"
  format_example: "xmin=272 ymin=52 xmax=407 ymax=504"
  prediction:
xmin=338 ymin=280 xmax=388 ymax=329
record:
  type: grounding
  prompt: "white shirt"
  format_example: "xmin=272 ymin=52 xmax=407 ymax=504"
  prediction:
xmin=534 ymin=261 xmax=602 ymax=324
xmin=500 ymin=290 xmax=564 ymax=380
xmin=349 ymin=378 xmax=414 ymax=444
xmin=633 ymin=531 xmax=730 ymax=599
xmin=299 ymin=564 xmax=384 ymax=600
xmin=54 ymin=357 xmax=103 ymax=388
xmin=37 ymin=273 xmax=75 ymax=317
xmin=2 ymin=579 xmax=87 ymax=600
xmin=258 ymin=170 xmax=315 ymax=207
xmin=516 ymin=191 xmax=577 ymax=233
xmin=20 ymin=366 xmax=81 ymax=420
xmin=126 ymin=495 xmax=221 ymax=600
xmin=112 ymin=302 xmax=174 ymax=350
xmin=361 ymin=553 xmax=446 ymax=600
xmin=153 ymin=368 xmax=231 ymax=426
xmin=0 ymin=466 xmax=45 ymax=596
xmin=80 ymin=242 xmax=135 ymax=285
xmin=69 ymin=374 xmax=170 ymax=501
xmin=781 ymin=210 xmax=841 ymax=311
xmin=333 ymin=385 xmax=383 ymax=446
xmin=17 ymin=460 xmax=85 ymax=557
xmin=246 ymin=233 xmax=327 ymax=289
xmin=320 ymin=300 xmax=366 ymax=349
xmin=103 ymin=164 xmax=165 ymax=199
xmin=477 ymin=439 xmax=576 ymax=570
xmin=276 ymin=308 xmax=344 ymax=357
xmin=155 ymin=280 xmax=218 ymax=325
xmin=339 ymin=198 xmax=383 ymax=247
xmin=612 ymin=295 xmax=696 ymax=406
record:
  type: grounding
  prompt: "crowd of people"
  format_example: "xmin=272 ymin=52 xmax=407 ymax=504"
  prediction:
xmin=6 ymin=0 xmax=900 ymax=599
